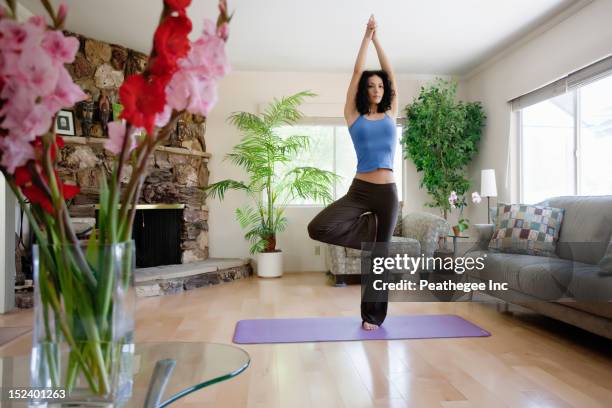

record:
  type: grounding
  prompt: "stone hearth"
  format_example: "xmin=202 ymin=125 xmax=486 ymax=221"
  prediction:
xmin=135 ymin=258 xmax=253 ymax=297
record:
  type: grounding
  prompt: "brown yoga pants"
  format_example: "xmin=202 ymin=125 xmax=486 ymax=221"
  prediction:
xmin=307 ymin=177 xmax=399 ymax=326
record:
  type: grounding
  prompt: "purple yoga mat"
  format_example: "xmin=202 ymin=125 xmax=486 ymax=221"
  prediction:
xmin=233 ymin=314 xmax=490 ymax=344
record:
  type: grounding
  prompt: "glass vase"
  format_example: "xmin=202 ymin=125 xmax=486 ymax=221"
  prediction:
xmin=30 ymin=241 xmax=136 ymax=407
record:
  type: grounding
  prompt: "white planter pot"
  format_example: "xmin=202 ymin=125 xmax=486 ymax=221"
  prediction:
xmin=256 ymin=251 xmax=283 ymax=278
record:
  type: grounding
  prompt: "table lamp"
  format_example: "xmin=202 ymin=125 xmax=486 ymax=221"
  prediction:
xmin=480 ymin=169 xmax=497 ymax=223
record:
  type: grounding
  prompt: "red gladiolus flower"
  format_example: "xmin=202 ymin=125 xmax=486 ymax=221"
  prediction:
xmin=164 ymin=0 xmax=191 ymax=11
xmin=14 ymin=166 xmax=54 ymax=214
xmin=152 ymin=15 xmax=192 ymax=75
xmin=119 ymin=74 xmax=166 ymax=134
xmin=14 ymin=160 xmax=79 ymax=215
xmin=150 ymin=53 xmax=179 ymax=81
xmin=33 ymin=135 xmax=65 ymax=162
xmin=61 ymin=182 xmax=80 ymax=200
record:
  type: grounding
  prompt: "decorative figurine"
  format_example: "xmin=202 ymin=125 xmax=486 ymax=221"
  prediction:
xmin=176 ymin=118 xmax=187 ymax=145
xmin=79 ymin=90 xmax=95 ymax=137
xmin=98 ymin=91 xmax=111 ymax=136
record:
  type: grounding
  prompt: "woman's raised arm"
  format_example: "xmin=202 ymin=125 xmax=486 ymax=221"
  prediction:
xmin=344 ymin=15 xmax=376 ymax=125
xmin=372 ymin=22 xmax=398 ymax=118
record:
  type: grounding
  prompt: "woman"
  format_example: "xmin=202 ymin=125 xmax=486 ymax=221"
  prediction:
xmin=307 ymin=15 xmax=399 ymax=330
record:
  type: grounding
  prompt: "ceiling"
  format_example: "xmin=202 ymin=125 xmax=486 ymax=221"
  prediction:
xmin=17 ymin=0 xmax=579 ymax=75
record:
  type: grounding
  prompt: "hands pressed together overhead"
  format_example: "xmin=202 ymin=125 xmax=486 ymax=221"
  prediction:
xmin=365 ymin=14 xmax=377 ymax=41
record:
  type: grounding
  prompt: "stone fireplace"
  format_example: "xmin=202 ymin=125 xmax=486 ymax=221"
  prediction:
xmin=58 ymin=32 xmax=211 ymax=265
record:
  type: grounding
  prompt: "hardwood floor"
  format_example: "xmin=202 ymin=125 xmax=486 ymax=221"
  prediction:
xmin=1 ymin=272 xmax=611 ymax=407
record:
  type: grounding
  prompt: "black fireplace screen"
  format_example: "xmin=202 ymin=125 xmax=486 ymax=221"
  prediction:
xmin=130 ymin=208 xmax=182 ymax=268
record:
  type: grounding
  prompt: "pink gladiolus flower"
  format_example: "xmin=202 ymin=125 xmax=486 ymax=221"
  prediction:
xmin=0 ymin=81 xmax=36 ymax=117
xmin=0 ymin=19 xmax=45 ymax=52
xmin=155 ymin=105 xmax=172 ymax=128
xmin=165 ymin=69 xmax=218 ymax=116
xmin=43 ymin=69 xmax=87 ymax=112
xmin=18 ymin=47 xmax=59 ymax=94
xmin=448 ymin=191 xmax=457 ymax=204
xmin=184 ymin=39 xmax=227 ymax=79
xmin=2 ymin=102 xmax=54 ymax=143
xmin=472 ymin=192 xmax=482 ymax=203
xmin=0 ymin=14 xmax=84 ymax=173
xmin=22 ymin=104 xmax=55 ymax=140
xmin=218 ymin=0 xmax=227 ymax=15
xmin=0 ymin=137 xmax=35 ymax=174
xmin=162 ymin=18 xmax=229 ymax=117
xmin=202 ymin=19 xmax=216 ymax=36
xmin=57 ymin=3 xmax=68 ymax=23
xmin=217 ymin=22 xmax=229 ymax=41
xmin=42 ymin=31 xmax=80 ymax=64
xmin=27 ymin=15 xmax=46 ymax=30
xmin=104 ymin=121 xmax=139 ymax=155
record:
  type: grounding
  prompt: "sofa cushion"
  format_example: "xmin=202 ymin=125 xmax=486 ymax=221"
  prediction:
xmin=466 ymin=251 xmax=571 ymax=300
xmin=466 ymin=250 xmax=610 ymax=303
xmin=565 ymin=263 xmax=612 ymax=303
xmin=538 ymin=196 xmax=612 ymax=264
xmin=488 ymin=203 xmax=564 ymax=257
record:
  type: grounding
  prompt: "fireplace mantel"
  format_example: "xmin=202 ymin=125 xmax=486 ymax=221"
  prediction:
xmin=92 ymin=203 xmax=187 ymax=210
xmin=62 ymin=136 xmax=211 ymax=160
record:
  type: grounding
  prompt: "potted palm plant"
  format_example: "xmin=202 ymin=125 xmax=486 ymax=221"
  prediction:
xmin=204 ymin=91 xmax=338 ymax=277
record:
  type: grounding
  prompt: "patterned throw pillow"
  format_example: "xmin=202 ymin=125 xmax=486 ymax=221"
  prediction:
xmin=488 ymin=203 xmax=565 ymax=257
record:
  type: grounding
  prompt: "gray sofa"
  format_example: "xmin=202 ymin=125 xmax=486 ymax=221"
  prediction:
xmin=466 ymin=195 xmax=612 ymax=339
xmin=326 ymin=212 xmax=449 ymax=285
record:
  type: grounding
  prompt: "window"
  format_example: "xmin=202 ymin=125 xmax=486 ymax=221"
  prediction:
xmin=521 ymin=92 xmax=575 ymax=203
xmin=274 ymin=124 xmax=404 ymax=205
xmin=520 ymin=73 xmax=612 ymax=204
xmin=579 ymin=75 xmax=612 ymax=195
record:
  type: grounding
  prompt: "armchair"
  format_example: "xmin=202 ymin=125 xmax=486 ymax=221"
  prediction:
xmin=326 ymin=211 xmax=450 ymax=286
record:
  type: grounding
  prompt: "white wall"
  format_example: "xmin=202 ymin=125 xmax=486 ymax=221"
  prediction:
xmin=206 ymin=71 xmax=450 ymax=272
xmin=463 ymin=0 xmax=612 ymax=224
xmin=0 ymin=176 xmax=16 ymax=313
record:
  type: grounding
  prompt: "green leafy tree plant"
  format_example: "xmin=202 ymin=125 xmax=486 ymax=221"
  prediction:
xmin=204 ymin=91 xmax=338 ymax=254
xmin=401 ymin=78 xmax=486 ymax=220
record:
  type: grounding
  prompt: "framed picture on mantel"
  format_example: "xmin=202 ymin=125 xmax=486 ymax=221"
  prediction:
xmin=55 ymin=109 xmax=76 ymax=136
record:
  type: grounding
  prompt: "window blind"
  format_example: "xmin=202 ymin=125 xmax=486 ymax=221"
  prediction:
xmin=510 ymin=54 xmax=612 ymax=111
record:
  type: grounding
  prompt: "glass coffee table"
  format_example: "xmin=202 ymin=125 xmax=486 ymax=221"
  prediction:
xmin=0 ymin=342 xmax=250 ymax=407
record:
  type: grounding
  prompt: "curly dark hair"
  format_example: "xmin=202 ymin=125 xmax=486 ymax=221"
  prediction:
xmin=355 ymin=70 xmax=394 ymax=115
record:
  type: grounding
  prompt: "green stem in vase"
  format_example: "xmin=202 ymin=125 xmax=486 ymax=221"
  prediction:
xmin=96 ymin=245 xmax=115 ymax=341
xmin=66 ymin=349 xmax=79 ymax=393
xmin=78 ymin=294 xmax=112 ymax=394
xmin=39 ymin=282 xmax=59 ymax=387
xmin=43 ymin=270 xmax=101 ymax=393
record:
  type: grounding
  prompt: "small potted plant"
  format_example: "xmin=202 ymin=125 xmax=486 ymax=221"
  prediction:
xmin=448 ymin=191 xmax=482 ymax=236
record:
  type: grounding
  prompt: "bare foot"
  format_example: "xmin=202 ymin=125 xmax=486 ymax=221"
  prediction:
xmin=362 ymin=321 xmax=379 ymax=330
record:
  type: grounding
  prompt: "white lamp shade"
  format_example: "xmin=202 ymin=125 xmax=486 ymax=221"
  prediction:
xmin=480 ymin=169 xmax=497 ymax=197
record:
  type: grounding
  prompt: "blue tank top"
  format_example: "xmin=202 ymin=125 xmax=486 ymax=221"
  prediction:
xmin=348 ymin=113 xmax=397 ymax=173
